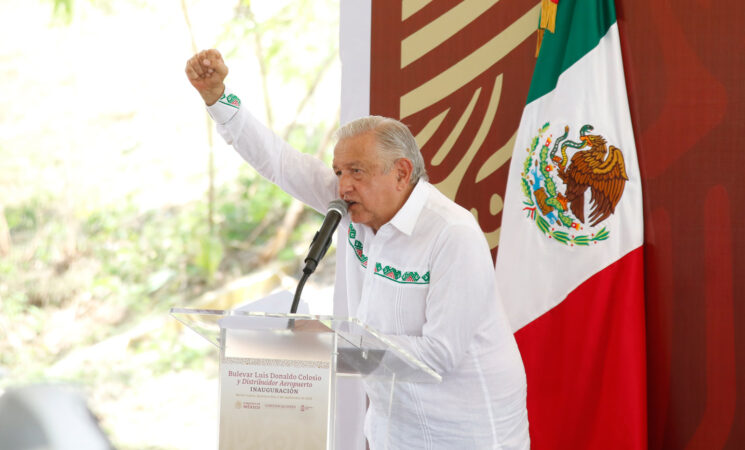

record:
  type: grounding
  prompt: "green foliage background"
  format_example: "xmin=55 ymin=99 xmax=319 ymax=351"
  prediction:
xmin=0 ymin=0 xmax=339 ymax=448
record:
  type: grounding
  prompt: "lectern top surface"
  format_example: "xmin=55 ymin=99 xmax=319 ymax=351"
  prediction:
xmin=170 ymin=308 xmax=441 ymax=383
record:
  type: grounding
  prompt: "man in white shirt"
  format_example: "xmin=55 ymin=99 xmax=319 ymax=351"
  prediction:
xmin=186 ymin=49 xmax=529 ymax=450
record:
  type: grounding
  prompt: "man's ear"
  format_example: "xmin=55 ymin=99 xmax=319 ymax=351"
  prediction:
xmin=394 ymin=158 xmax=414 ymax=190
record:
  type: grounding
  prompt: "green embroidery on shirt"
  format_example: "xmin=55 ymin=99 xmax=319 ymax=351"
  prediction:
xmin=218 ymin=93 xmax=241 ymax=109
xmin=374 ymin=262 xmax=430 ymax=285
xmin=348 ymin=224 xmax=429 ymax=284
xmin=348 ymin=224 xmax=368 ymax=268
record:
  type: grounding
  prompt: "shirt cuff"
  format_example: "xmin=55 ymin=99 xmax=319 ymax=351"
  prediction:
xmin=206 ymin=87 xmax=242 ymax=124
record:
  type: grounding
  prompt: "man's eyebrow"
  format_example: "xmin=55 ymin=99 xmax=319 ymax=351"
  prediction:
xmin=333 ymin=160 xmax=363 ymax=170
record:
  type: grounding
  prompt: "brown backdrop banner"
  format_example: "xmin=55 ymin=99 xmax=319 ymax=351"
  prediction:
xmin=371 ymin=0 xmax=539 ymax=257
xmin=369 ymin=0 xmax=744 ymax=448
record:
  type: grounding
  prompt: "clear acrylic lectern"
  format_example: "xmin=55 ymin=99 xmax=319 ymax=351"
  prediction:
xmin=170 ymin=307 xmax=441 ymax=450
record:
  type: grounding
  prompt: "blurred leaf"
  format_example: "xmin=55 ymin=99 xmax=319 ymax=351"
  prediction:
xmin=51 ymin=0 xmax=74 ymax=23
xmin=146 ymin=269 xmax=176 ymax=294
xmin=192 ymin=233 xmax=224 ymax=283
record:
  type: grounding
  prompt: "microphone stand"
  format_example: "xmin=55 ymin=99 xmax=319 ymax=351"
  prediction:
xmin=290 ymin=269 xmax=312 ymax=314
xmin=287 ymin=199 xmax=347 ymax=329
xmin=287 ymin=268 xmax=311 ymax=329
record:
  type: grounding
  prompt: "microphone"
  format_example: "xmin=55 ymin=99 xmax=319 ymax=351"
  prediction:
xmin=303 ymin=199 xmax=348 ymax=274
xmin=290 ymin=199 xmax=348 ymax=315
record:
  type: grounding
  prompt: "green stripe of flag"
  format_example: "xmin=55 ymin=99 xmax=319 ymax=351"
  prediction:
xmin=527 ymin=0 xmax=617 ymax=104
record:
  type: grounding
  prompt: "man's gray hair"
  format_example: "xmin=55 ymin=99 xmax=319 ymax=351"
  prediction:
xmin=336 ymin=116 xmax=429 ymax=185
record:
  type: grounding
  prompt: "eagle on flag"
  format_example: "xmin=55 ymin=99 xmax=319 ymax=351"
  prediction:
xmin=552 ymin=125 xmax=629 ymax=227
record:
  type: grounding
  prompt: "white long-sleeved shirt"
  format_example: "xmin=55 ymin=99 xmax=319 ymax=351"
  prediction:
xmin=208 ymin=89 xmax=530 ymax=449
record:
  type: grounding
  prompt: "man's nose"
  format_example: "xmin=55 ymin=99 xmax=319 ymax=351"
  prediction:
xmin=338 ymin=174 xmax=353 ymax=197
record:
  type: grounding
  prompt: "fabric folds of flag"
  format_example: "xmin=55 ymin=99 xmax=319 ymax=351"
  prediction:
xmin=495 ymin=0 xmax=646 ymax=449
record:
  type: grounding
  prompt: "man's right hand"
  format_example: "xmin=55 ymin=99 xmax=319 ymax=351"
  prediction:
xmin=185 ymin=49 xmax=229 ymax=106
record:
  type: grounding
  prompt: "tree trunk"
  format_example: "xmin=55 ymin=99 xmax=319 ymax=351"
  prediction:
xmin=0 ymin=205 xmax=10 ymax=256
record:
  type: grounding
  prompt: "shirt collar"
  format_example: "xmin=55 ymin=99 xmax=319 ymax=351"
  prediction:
xmin=387 ymin=179 xmax=430 ymax=236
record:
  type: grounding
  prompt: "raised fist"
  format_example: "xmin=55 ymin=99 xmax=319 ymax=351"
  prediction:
xmin=185 ymin=49 xmax=229 ymax=105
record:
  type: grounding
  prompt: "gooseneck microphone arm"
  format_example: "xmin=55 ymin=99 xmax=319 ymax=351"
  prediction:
xmin=289 ymin=199 xmax=348 ymax=314
xmin=290 ymin=271 xmax=312 ymax=316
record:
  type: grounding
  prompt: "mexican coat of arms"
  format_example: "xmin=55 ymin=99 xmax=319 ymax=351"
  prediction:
xmin=520 ymin=123 xmax=628 ymax=246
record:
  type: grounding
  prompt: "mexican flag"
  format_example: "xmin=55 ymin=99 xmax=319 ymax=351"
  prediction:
xmin=495 ymin=0 xmax=646 ymax=448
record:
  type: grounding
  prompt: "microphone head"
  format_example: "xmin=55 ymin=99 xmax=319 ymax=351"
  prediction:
xmin=327 ymin=199 xmax=348 ymax=216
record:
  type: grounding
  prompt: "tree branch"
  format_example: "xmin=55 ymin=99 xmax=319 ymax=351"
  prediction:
xmin=259 ymin=108 xmax=340 ymax=263
xmin=244 ymin=6 xmax=275 ymax=129
xmin=180 ymin=0 xmax=216 ymax=234
xmin=282 ymin=49 xmax=338 ymax=141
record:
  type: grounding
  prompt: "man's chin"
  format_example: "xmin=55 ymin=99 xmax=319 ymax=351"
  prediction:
xmin=348 ymin=207 xmax=367 ymax=225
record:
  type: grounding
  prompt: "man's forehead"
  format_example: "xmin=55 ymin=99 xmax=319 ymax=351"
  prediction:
xmin=333 ymin=139 xmax=380 ymax=167
xmin=332 ymin=156 xmax=374 ymax=169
